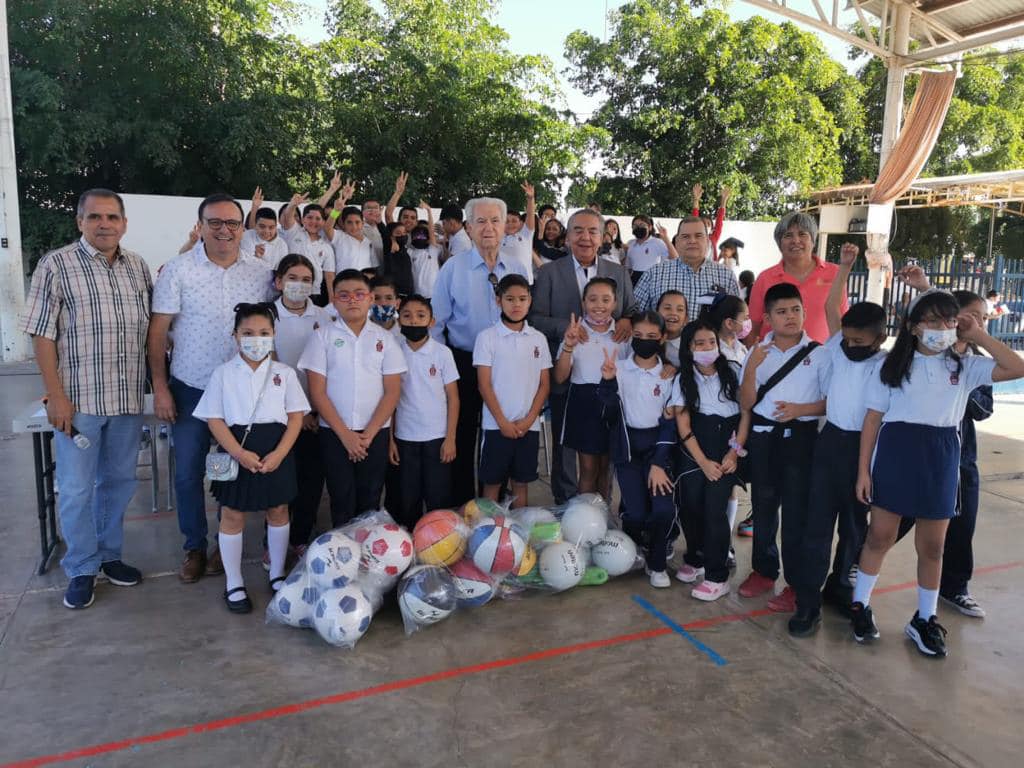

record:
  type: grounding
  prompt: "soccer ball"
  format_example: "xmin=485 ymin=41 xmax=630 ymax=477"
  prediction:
xmin=413 ymin=510 xmax=468 ymax=566
xmin=359 ymin=523 xmax=414 ymax=578
xmin=468 ymin=515 xmax=527 ymax=577
xmin=305 ymin=531 xmax=361 ymax=590
xmin=313 ymin=586 xmax=374 ymax=647
xmin=270 ymin=573 xmax=321 ymax=628
xmin=561 ymin=497 xmax=608 ymax=547
xmin=449 ymin=559 xmax=496 ymax=607
xmin=539 ymin=542 xmax=585 ymax=591
xmin=398 ymin=565 xmax=458 ymax=627
xmin=591 ymin=530 xmax=639 ymax=577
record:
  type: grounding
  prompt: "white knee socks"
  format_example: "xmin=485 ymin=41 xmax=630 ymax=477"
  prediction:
xmin=267 ymin=522 xmax=291 ymax=584
xmin=918 ymin=587 xmax=939 ymax=620
xmin=852 ymin=569 xmax=879 ymax=607
xmin=219 ymin=531 xmax=244 ymax=599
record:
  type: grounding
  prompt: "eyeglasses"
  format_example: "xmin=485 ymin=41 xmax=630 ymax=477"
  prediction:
xmin=204 ymin=218 xmax=242 ymax=231
xmin=335 ymin=290 xmax=369 ymax=302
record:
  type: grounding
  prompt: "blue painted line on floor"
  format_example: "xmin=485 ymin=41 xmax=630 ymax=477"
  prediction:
xmin=631 ymin=594 xmax=729 ymax=666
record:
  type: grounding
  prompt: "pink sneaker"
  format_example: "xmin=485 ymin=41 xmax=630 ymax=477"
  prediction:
xmin=691 ymin=580 xmax=730 ymax=602
xmin=675 ymin=564 xmax=705 ymax=583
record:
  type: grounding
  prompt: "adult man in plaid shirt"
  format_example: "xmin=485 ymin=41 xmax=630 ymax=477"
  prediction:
xmin=633 ymin=215 xmax=740 ymax=318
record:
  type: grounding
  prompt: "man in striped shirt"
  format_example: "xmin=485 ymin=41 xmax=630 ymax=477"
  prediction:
xmin=22 ymin=189 xmax=153 ymax=610
xmin=633 ymin=215 xmax=741 ymax=318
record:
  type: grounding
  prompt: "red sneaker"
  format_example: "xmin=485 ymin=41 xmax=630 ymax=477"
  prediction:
xmin=767 ymin=586 xmax=796 ymax=613
xmin=738 ymin=571 xmax=775 ymax=598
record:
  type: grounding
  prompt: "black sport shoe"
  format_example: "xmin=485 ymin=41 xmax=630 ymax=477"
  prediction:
xmin=788 ymin=607 xmax=822 ymax=638
xmin=63 ymin=575 xmax=96 ymax=609
xmin=850 ymin=601 xmax=879 ymax=643
xmin=100 ymin=560 xmax=142 ymax=586
xmin=905 ymin=611 xmax=948 ymax=657
xmin=726 ymin=546 xmax=736 ymax=570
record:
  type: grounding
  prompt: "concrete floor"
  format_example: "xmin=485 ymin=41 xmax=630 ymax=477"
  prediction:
xmin=1 ymin=366 xmax=1022 ymax=768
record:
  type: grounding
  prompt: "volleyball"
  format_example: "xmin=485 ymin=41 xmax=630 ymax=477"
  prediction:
xmin=539 ymin=541 xmax=585 ymax=591
xmin=359 ymin=523 xmax=414 ymax=577
xmin=305 ymin=531 xmax=361 ymax=589
xmin=511 ymin=506 xmax=558 ymax=540
xmin=449 ymin=559 xmax=496 ymax=607
xmin=312 ymin=586 xmax=374 ymax=647
xmin=468 ymin=515 xmax=527 ymax=576
xmin=561 ymin=497 xmax=608 ymax=547
xmin=413 ymin=510 xmax=468 ymax=566
xmin=398 ymin=565 xmax=458 ymax=627
xmin=591 ymin=530 xmax=639 ymax=577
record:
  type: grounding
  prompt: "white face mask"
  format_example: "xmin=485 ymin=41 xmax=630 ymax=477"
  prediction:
xmin=920 ymin=327 xmax=957 ymax=353
xmin=283 ymin=281 xmax=313 ymax=303
xmin=239 ymin=336 xmax=274 ymax=362
xmin=692 ymin=349 xmax=720 ymax=366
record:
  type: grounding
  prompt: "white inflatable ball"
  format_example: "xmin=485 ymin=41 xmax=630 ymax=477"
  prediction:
xmin=539 ymin=542 xmax=585 ymax=591
xmin=561 ymin=498 xmax=608 ymax=547
xmin=512 ymin=506 xmax=557 ymax=538
xmin=313 ymin=586 xmax=374 ymax=647
xmin=305 ymin=531 xmax=361 ymax=590
xmin=271 ymin=570 xmax=321 ymax=628
xmin=398 ymin=565 xmax=458 ymax=627
xmin=591 ymin=530 xmax=639 ymax=577
xmin=359 ymin=523 xmax=414 ymax=577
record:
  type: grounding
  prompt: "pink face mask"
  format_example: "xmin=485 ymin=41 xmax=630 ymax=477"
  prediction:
xmin=692 ymin=349 xmax=720 ymax=367
xmin=736 ymin=318 xmax=753 ymax=340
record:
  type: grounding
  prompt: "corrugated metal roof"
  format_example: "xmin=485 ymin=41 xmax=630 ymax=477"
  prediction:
xmin=858 ymin=0 xmax=1024 ymax=47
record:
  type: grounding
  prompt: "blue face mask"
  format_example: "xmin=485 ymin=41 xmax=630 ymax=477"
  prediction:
xmin=371 ymin=304 xmax=397 ymax=324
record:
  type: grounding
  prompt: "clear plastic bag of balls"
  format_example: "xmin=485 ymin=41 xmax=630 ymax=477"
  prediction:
xmin=501 ymin=493 xmax=644 ymax=595
xmin=398 ymin=506 xmax=501 ymax=635
xmin=266 ymin=509 xmax=415 ymax=648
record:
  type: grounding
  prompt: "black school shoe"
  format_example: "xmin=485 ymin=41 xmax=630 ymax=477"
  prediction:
xmin=905 ymin=612 xmax=948 ymax=658
xmin=788 ymin=606 xmax=822 ymax=637
xmin=224 ymin=586 xmax=253 ymax=614
xmin=101 ymin=560 xmax=142 ymax=586
xmin=850 ymin=601 xmax=880 ymax=643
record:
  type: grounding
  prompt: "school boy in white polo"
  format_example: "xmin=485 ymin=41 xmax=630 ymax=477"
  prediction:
xmin=389 ymin=294 xmax=460 ymax=527
xmin=299 ymin=269 xmax=406 ymax=526
xmin=738 ymin=282 xmax=829 ymax=611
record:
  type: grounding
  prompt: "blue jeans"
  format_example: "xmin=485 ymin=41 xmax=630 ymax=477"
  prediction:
xmin=169 ymin=378 xmax=210 ymax=551
xmin=54 ymin=413 xmax=144 ymax=578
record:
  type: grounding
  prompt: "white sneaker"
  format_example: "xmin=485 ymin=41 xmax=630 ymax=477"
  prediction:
xmin=649 ymin=570 xmax=671 ymax=588
xmin=675 ymin=564 xmax=705 ymax=583
xmin=940 ymin=592 xmax=986 ymax=618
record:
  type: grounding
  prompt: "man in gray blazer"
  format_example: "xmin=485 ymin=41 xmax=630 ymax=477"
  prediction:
xmin=530 ymin=208 xmax=636 ymax=503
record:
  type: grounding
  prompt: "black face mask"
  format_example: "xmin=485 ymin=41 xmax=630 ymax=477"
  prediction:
xmin=500 ymin=312 xmax=523 ymax=326
xmin=394 ymin=236 xmax=408 ymax=248
xmin=631 ymin=338 xmax=661 ymax=359
xmin=632 ymin=226 xmax=648 ymax=240
xmin=400 ymin=325 xmax=429 ymax=342
xmin=410 ymin=236 xmax=429 ymax=249
xmin=840 ymin=339 xmax=878 ymax=362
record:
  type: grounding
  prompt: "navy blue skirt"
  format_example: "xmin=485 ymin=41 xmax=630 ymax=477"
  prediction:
xmin=561 ymin=383 xmax=611 ymax=455
xmin=871 ymin=422 xmax=959 ymax=520
xmin=210 ymin=423 xmax=297 ymax=512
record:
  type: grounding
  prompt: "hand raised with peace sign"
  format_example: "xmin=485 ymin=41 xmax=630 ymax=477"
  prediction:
xmin=601 ymin=347 xmax=618 ymax=380
xmin=563 ymin=312 xmax=583 ymax=349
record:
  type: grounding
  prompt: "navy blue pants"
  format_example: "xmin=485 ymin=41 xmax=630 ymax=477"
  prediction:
xmin=289 ymin=428 xmax=325 ymax=547
xmin=393 ymin=437 xmax=454 ymax=529
xmin=319 ymin=428 xmax=389 ymax=528
xmin=796 ymin=422 xmax=867 ymax=610
xmin=616 ymin=427 xmax=676 ymax=573
xmin=450 ymin=346 xmax=482 ymax=505
xmin=169 ymin=378 xmax=211 ymax=552
xmin=748 ymin=418 xmax=817 ymax=583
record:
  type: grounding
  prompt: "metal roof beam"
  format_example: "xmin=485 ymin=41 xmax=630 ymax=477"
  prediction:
xmin=742 ymin=0 xmax=894 ymax=58
xmin=959 ymin=12 xmax=1024 ymax=38
xmin=916 ymin=0 xmax=977 ymax=13
xmin=909 ymin=22 xmax=1024 ymax=60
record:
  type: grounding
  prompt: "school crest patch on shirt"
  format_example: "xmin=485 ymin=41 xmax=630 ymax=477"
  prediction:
xmin=429 ymin=364 xmax=437 ymax=377
xmin=653 ymin=384 xmax=661 ymax=396
xmin=313 ymin=322 xmax=320 ymax=330
xmin=376 ymin=339 xmax=384 ymax=352
xmin=802 ymin=358 xmax=812 ymax=366
xmin=334 ymin=339 xmax=344 ymax=348
xmin=534 ymin=346 xmax=540 ymax=358
xmin=950 ymin=373 xmax=959 ymax=385
xmin=273 ymin=374 xmax=282 ymax=386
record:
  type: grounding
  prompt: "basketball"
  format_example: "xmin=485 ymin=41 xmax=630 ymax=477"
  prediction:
xmin=312 ymin=586 xmax=374 ymax=647
xmin=413 ymin=510 xmax=468 ymax=566
xmin=561 ymin=497 xmax=608 ymax=547
xmin=305 ymin=531 xmax=361 ymax=590
xmin=468 ymin=515 xmax=527 ymax=576
xmin=539 ymin=541 xmax=585 ymax=591
xmin=591 ymin=530 xmax=639 ymax=577
xmin=461 ymin=497 xmax=504 ymax=524
xmin=449 ymin=559 xmax=496 ymax=607
xmin=398 ymin=565 xmax=458 ymax=627
xmin=359 ymin=523 xmax=414 ymax=578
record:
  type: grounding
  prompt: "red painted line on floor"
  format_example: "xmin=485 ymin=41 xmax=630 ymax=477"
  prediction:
xmin=5 ymin=559 xmax=1022 ymax=768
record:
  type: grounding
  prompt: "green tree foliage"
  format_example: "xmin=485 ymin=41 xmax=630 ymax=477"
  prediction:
xmin=563 ymin=0 xmax=866 ymax=219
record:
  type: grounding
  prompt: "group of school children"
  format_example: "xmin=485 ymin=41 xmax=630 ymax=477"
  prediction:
xmin=198 ymin=242 xmax=1024 ymax=661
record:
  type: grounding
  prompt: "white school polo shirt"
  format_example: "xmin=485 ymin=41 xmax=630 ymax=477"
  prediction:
xmin=408 ymin=244 xmax=442 ymax=297
xmin=395 ymin=337 xmax=460 ymax=442
xmin=741 ymin=332 xmax=829 ymax=423
xmin=669 ymin=364 xmax=741 ymax=418
xmin=820 ymin=332 xmax=887 ymax=432
xmin=273 ymin=298 xmax=331 ymax=393
xmin=501 ymin=227 xmax=535 ymax=283
xmin=864 ymin=351 xmax=995 ymax=428
xmin=473 ymin=321 xmax=552 ymax=432
xmin=298 ymin=318 xmax=407 ymax=430
xmin=282 ymin=223 xmax=333 ymax=291
xmin=665 ymin=336 xmax=682 ymax=368
xmin=193 ymin=357 xmax=309 ymax=427
xmin=240 ymin=229 xmax=290 ymax=267
xmin=615 ymin=358 xmax=673 ymax=429
xmin=625 ymin=237 xmax=668 ymax=273
xmin=719 ymin=337 xmax=748 ymax=366
xmin=447 ymin=227 xmax=473 ymax=258
xmin=331 ymin=230 xmax=375 ymax=271
xmin=556 ymin=320 xmax=630 ymax=385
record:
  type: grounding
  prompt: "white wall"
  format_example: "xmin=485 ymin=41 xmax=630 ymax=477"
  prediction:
xmin=119 ymin=194 xmax=783 ymax=277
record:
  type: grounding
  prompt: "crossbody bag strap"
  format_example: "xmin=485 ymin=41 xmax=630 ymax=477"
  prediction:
xmin=237 ymin=362 xmax=275 ymax=451
xmin=753 ymin=342 xmax=820 ymax=408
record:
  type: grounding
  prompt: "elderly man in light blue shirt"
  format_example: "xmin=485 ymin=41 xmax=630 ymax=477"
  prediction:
xmin=431 ymin=197 xmax=528 ymax=503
